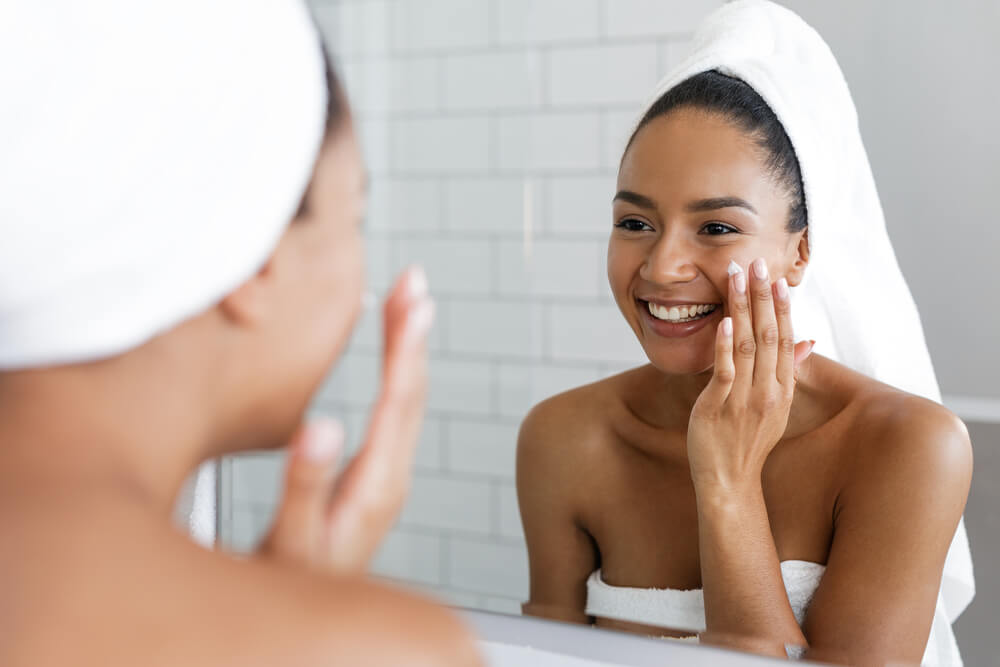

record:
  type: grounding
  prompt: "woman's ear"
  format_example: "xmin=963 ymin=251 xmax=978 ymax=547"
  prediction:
xmin=219 ymin=256 xmax=277 ymax=327
xmin=785 ymin=228 xmax=810 ymax=287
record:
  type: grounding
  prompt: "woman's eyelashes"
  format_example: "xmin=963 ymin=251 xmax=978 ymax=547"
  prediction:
xmin=614 ymin=218 xmax=741 ymax=235
xmin=699 ymin=222 xmax=739 ymax=235
xmin=615 ymin=218 xmax=654 ymax=232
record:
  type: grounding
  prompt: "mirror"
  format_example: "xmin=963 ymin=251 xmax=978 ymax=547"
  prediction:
xmin=217 ymin=1 xmax=999 ymax=665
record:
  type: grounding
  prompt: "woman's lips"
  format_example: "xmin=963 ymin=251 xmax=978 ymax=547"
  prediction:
xmin=637 ymin=299 xmax=722 ymax=338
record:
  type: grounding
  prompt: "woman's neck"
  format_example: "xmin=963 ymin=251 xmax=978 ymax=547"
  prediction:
xmin=624 ymin=355 xmax=829 ymax=442
xmin=0 ymin=356 xmax=217 ymax=517
xmin=623 ymin=364 xmax=713 ymax=432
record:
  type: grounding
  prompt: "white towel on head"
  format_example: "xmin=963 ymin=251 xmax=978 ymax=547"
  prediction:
xmin=627 ymin=2 xmax=973 ymax=665
xmin=0 ymin=1 xmax=329 ymax=548
xmin=0 ymin=0 xmax=328 ymax=369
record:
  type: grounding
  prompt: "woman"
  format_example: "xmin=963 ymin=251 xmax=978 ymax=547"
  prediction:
xmin=0 ymin=2 xmax=479 ymax=665
xmin=517 ymin=2 xmax=974 ymax=665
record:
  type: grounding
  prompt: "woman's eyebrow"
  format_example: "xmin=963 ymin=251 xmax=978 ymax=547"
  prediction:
xmin=685 ymin=196 xmax=758 ymax=215
xmin=613 ymin=192 xmax=758 ymax=216
xmin=613 ymin=190 xmax=657 ymax=209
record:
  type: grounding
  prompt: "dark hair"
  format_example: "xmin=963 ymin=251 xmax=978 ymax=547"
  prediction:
xmin=627 ymin=70 xmax=807 ymax=232
xmin=294 ymin=42 xmax=349 ymax=220
xmin=320 ymin=42 xmax=348 ymax=136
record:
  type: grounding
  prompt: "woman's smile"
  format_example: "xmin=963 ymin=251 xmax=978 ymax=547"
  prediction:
xmin=636 ymin=296 xmax=723 ymax=338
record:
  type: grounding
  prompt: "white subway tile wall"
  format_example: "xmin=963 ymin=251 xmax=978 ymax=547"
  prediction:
xmin=443 ymin=52 xmax=544 ymax=110
xmin=497 ymin=0 xmax=602 ymax=45
xmin=546 ymin=43 xmax=659 ymax=106
xmin=220 ymin=0 xmax=717 ymax=613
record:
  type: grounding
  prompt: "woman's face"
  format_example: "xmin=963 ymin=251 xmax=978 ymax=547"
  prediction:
xmin=236 ymin=121 xmax=367 ymax=446
xmin=284 ymin=123 xmax=367 ymax=385
xmin=608 ymin=107 xmax=807 ymax=376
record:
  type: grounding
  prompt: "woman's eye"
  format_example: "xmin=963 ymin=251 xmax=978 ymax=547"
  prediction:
xmin=615 ymin=218 xmax=652 ymax=232
xmin=701 ymin=222 xmax=737 ymax=235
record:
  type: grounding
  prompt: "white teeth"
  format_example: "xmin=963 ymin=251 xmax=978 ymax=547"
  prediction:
xmin=646 ymin=302 xmax=717 ymax=323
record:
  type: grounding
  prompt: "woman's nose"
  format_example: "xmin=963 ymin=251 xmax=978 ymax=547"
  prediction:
xmin=640 ymin=237 xmax=699 ymax=284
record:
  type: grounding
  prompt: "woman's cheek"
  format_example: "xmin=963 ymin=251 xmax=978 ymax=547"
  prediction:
xmin=606 ymin=242 xmax=640 ymax=295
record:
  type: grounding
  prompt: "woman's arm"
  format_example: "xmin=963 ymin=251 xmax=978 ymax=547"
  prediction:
xmin=517 ymin=399 xmax=599 ymax=624
xmin=686 ymin=259 xmax=815 ymax=656
xmin=696 ymin=485 xmax=806 ymax=655
xmin=687 ymin=258 xmax=972 ymax=662
xmin=801 ymin=404 xmax=972 ymax=665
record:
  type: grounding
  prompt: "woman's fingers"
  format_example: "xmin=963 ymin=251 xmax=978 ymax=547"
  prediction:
xmin=698 ymin=316 xmax=736 ymax=410
xmin=355 ymin=266 xmax=432 ymax=484
xmin=263 ymin=268 xmax=433 ymax=575
xmin=727 ymin=260 xmax=755 ymax=399
xmin=264 ymin=420 xmax=344 ymax=565
xmin=772 ymin=277 xmax=796 ymax=388
xmin=748 ymin=258 xmax=780 ymax=387
xmin=323 ymin=266 xmax=434 ymax=572
xmin=794 ymin=340 xmax=815 ymax=371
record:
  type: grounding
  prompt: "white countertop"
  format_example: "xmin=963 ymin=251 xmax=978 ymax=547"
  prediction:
xmin=460 ymin=608 xmax=823 ymax=667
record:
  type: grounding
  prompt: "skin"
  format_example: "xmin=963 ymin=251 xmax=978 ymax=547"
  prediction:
xmin=517 ymin=108 xmax=972 ymax=665
xmin=0 ymin=116 xmax=481 ymax=666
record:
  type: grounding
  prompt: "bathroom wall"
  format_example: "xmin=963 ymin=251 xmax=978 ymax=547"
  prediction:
xmin=955 ymin=421 xmax=1000 ymax=667
xmin=217 ymin=0 xmax=998 ymax=659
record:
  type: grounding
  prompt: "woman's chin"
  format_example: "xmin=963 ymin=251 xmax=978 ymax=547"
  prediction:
xmin=643 ymin=350 xmax=715 ymax=377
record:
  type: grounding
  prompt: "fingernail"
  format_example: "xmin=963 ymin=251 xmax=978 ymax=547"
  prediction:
xmin=775 ymin=277 xmax=789 ymax=300
xmin=408 ymin=265 xmax=429 ymax=299
xmin=403 ymin=299 xmax=435 ymax=345
xmin=753 ymin=258 xmax=769 ymax=280
xmin=722 ymin=316 xmax=733 ymax=336
xmin=732 ymin=269 xmax=746 ymax=294
xmin=303 ymin=419 xmax=344 ymax=462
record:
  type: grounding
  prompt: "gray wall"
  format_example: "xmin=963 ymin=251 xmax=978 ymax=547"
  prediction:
xmin=954 ymin=422 xmax=999 ymax=666
xmin=782 ymin=0 xmax=1000 ymax=401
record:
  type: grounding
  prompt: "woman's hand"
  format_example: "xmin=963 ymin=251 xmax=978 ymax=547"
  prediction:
xmin=687 ymin=258 xmax=813 ymax=495
xmin=259 ymin=266 xmax=435 ymax=574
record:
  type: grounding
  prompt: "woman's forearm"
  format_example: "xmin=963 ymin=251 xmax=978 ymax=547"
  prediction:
xmin=695 ymin=481 xmax=807 ymax=655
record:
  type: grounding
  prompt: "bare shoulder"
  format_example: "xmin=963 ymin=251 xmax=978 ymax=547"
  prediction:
xmin=842 ymin=381 xmax=972 ymax=496
xmin=0 ymin=495 xmax=480 ymax=667
xmin=517 ymin=370 xmax=631 ymax=473
xmin=199 ymin=551 xmax=482 ymax=667
xmin=799 ymin=355 xmax=971 ymax=486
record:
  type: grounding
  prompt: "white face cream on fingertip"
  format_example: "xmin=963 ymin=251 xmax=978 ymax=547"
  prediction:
xmin=727 ymin=260 xmax=743 ymax=276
